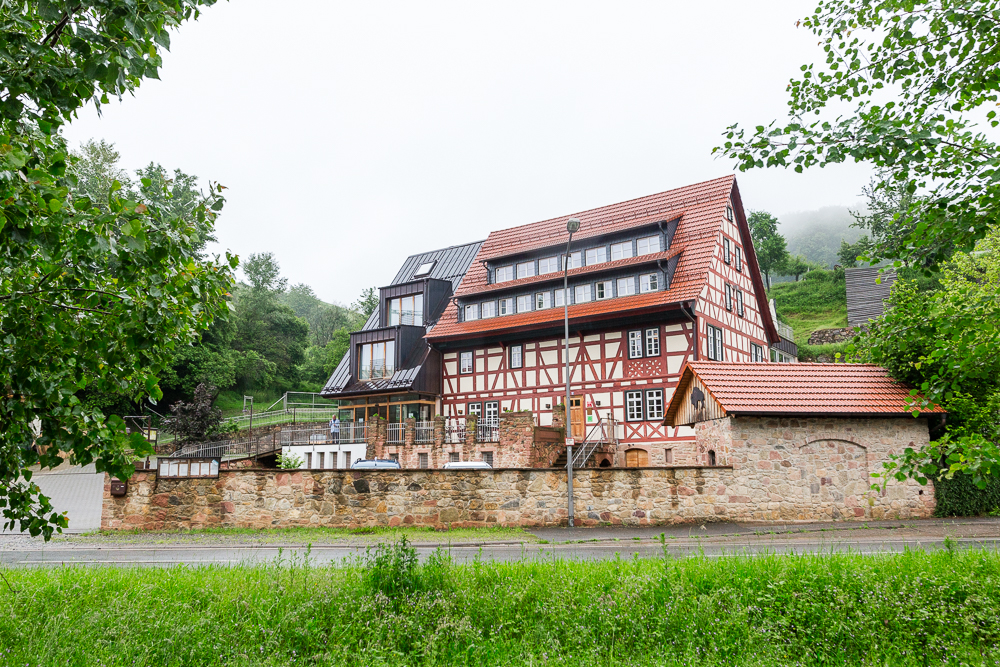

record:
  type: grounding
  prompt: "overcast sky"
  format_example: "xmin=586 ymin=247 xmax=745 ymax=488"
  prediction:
xmin=63 ymin=0 xmax=873 ymax=305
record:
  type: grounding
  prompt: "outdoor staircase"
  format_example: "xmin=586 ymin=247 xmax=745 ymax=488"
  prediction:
xmin=552 ymin=418 xmax=619 ymax=468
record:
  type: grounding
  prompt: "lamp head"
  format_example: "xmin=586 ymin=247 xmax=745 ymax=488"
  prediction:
xmin=566 ymin=218 xmax=581 ymax=234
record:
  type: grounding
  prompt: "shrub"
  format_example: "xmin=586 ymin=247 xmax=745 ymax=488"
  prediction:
xmin=363 ymin=536 xmax=420 ymax=600
xmin=934 ymin=471 xmax=1000 ymax=517
xmin=276 ymin=451 xmax=303 ymax=469
xmin=803 ymin=268 xmax=833 ymax=282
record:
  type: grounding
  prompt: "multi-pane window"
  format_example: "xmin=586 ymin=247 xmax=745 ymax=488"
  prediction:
xmin=645 ymin=389 xmax=664 ymax=420
xmin=735 ymin=247 xmax=743 ymax=272
xmin=737 ymin=289 xmax=744 ymax=317
xmin=484 ymin=401 xmax=499 ymax=424
xmin=585 ymin=246 xmax=607 ymax=265
xmin=516 ymin=261 xmax=535 ymax=279
xmin=495 ymin=265 xmax=513 ymax=283
xmin=645 ymin=328 xmax=660 ymax=356
xmin=499 ymin=298 xmax=513 ymax=315
xmin=574 ymin=284 xmax=592 ymax=303
xmin=706 ymin=324 xmax=724 ymax=361
xmin=464 ymin=304 xmax=478 ymax=321
xmin=562 ymin=251 xmax=582 ymax=270
xmin=751 ymin=342 xmax=765 ymax=362
xmin=637 ymin=235 xmax=661 ymax=255
xmin=516 ymin=295 xmax=532 ymax=312
xmin=626 ymin=390 xmax=644 ymax=421
xmin=723 ymin=238 xmax=731 ymax=264
xmin=617 ymin=277 xmax=636 ymax=296
xmin=538 ymin=256 xmax=559 ymax=274
xmin=468 ymin=402 xmax=482 ymax=418
xmin=726 ymin=205 xmax=734 ymax=221
xmin=610 ymin=241 xmax=633 ymax=261
xmin=554 ymin=288 xmax=569 ymax=307
xmin=460 ymin=351 xmax=473 ymax=373
xmin=628 ymin=330 xmax=643 ymax=359
xmin=359 ymin=341 xmax=395 ymax=380
xmin=535 ymin=291 xmax=551 ymax=309
xmin=725 ymin=283 xmax=733 ymax=311
xmin=640 ymin=273 xmax=658 ymax=293
xmin=418 ymin=453 xmax=429 ymax=469
xmin=480 ymin=301 xmax=496 ymax=318
xmin=449 ymin=452 xmax=460 ymax=463
xmin=596 ymin=280 xmax=612 ymax=300
xmin=388 ymin=294 xmax=424 ymax=326
xmin=510 ymin=344 xmax=523 ymax=369
xmin=482 ymin=451 xmax=494 ymax=467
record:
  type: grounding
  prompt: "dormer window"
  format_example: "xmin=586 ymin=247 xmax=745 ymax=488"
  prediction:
xmin=516 ymin=261 xmax=535 ymax=279
xmin=610 ymin=241 xmax=633 ymax=261
xmin=413 ymin=261 xmax=435 ymax=278
xmin=585 ymin=246 xmax=607 ymax=265
xmin=495 ymin=265 xmax=514 ymax=283
xmin=538 ymin=256 xmax=559 ymax=274
xmin=561 ymin=251 xmax=582 ymax=270
xmin=388 ymin=294 xmax=423 ymax=326
xmin=637 ymin=235 xmax=661 ymax=256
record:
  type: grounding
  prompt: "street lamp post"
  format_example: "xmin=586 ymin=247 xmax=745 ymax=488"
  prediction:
xmin=563 ymin=217 xmax=580 ymax=528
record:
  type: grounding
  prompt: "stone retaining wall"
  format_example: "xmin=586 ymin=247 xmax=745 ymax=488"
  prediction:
xmin=807 ymin=327 xmax=855 ymax=345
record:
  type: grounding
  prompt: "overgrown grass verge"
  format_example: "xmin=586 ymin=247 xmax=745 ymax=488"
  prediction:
xmin=797 ymin=341 xmax=851 ymax=362
xmin=74 ymin=525 xmax=535 ymax=544
xmin=2 ymin=548 xmax=999 ymax=666
xmin=768 ymin=270 xmax=848 ymax=345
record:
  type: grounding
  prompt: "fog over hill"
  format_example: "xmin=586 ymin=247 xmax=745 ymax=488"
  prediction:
xmin=776 ymin=204 xmax=868 ymax=268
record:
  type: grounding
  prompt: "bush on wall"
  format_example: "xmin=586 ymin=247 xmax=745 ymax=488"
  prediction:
xmin=934 ymin=472 xmax=1000 ymax=517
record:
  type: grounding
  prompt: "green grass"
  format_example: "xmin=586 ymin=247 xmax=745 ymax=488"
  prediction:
xmin=768 ymin=270 xmax=848 ymax=347
xmin=75 ymin=525 xmax=535 ymax=545
xmin=3 ymin=548 xmax=1000 ymax=666
xmin=214 ymin=389 xmax=289 ymax=417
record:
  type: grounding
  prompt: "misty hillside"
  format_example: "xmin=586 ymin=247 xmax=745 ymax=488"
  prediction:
xmin=777 ymin=205 xmax=866 ymax=268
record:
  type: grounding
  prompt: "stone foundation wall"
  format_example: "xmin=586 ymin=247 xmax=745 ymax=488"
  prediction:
xmin=807 ymin=327 xmax=855 ymax=345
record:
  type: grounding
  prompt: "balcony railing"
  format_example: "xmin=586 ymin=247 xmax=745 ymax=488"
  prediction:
xmin=445 ymin=419 xmax=465 ymax=444
xmin=359 ymin=361 xmax=394 ymax=381
xmin=776 ymin=319 xmax=795 ymax=341
xmin=415 ymin=421 xmax=434 ymax=443
xmin=477 ymin=420 xmax=499 ymax=443
xmin=389 ymin=309 xmax=423 ymax=326
xmin=386 ymin=422 xmax=405 ymax=444
xmin=339 ymin=421 xmax=367 ymax=444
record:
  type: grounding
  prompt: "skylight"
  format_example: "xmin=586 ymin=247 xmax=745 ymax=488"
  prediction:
xmin=413 ymin=261 xmax=435 ymax=277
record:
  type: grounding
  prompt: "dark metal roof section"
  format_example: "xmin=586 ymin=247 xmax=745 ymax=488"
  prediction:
xmin=321 ymin=240 xmax=484 ymax=397
xmin=846 ymin=267 xmax=897 ymax=327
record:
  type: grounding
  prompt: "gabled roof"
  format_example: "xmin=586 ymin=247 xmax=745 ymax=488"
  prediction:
xmin=426 ymin=175 xmax=779 ymax=342
xmin=663 ymin=361 xmax=946 ymax=425
xmin=321 ymin=240 xmax=484 ymax=396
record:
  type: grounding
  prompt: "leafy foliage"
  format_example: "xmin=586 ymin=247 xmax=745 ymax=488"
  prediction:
xmin=768 ymin=269 xmax=848 ymax=345
xmin=276 ymin=451 xmax=303 ymax=470
xmin=718 ymin=0 xmax=1000 ymax=268
xmin=837 ymin=236 xmax=872 ymax=268
xmin=0 ymin=0 xmax=229 ymax=538
xmin=747 ymin=210 xmax=789 ymax=288
xmin=933 ymin=469 xmax=1000 ymax=517
xmin=161 ymin=383 xmax=222 ymax=444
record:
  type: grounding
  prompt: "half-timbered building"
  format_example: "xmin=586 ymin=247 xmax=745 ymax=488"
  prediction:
xmin=425 ymin=175 xmax=779 ymax=466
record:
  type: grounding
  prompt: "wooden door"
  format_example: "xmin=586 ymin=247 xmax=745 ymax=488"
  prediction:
xmin=625 ymin=449 xmax=649 ymax=467
xmin=569 ymin=396 xmax=585 ymax=440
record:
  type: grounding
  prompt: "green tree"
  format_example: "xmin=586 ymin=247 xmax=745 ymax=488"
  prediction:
xmin=718 ymin=0 xmax=1000 ymax=268
xmin=324 ymin=328 xmax=351 ymax=376
xmin=780 ymin=255 xmax=814 ymax=281
xmin=837 ymin=236 xmax=872 ymax=268
xmin=850 ymin=172 xmax=924 ymax=264
xmin=748 ymin=211 xmax=789 ymax=288
xmin=351 ymin=287 xmax=379 ymax=326
xmin=0 ymin=0 xmax=229 ymax=539
xmin=850 ymin=227 xmax=1000 ymax=487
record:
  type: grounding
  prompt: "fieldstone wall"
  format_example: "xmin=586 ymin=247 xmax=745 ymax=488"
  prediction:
xmin=807 ymin=327 xmax=855 ymax=345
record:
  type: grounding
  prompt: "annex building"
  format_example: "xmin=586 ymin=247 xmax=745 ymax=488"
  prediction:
xmin=321 ymin=175 xmax=786 ymax=468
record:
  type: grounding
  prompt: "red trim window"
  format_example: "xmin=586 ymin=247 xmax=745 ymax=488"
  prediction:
xmin=625 ymin=390 xmax=644 ymax=421
xmin=460 ymin=351 xmax=473 ymax=373
xmin=627 ymin=330 xmax=643 ymax=359
xmin=644 ymin=328 xmax=660 ymax=356
xmin=510 ymin=344 xmax=523 ymax=369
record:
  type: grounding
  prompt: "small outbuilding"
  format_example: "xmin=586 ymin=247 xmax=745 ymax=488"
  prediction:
xmin=663 ymin=362 xmax=945 ymax=521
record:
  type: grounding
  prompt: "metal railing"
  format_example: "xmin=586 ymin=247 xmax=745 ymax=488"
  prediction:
xmin=358 ymin=361 xmax=394 ymax=381
xmin=572 ymin=417 xmax=619 ymax=467
xmin=477 ymin=421 xmax=499 ymax=443
xmin=776 ymin=319 xmax=795 ymax=341
xmin=445 ymin=419 xmax=465 ymax=444
xmin=415 ymin=421 xmax=434 ymax=443
xmin=172 ymin=433 xmax=282 ymax=460
xmin=339 ymin=421 xmax=367 ymax=444
xmin=386 ymin=422 xmax=405 ymax=444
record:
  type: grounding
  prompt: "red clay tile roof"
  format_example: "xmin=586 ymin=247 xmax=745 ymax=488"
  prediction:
xmin=428 ymin=175 xmax=779 ymax=342
xmin=664 ymin=362 xmax=946 ymax=425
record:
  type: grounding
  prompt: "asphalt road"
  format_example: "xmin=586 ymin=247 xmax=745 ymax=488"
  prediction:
xmin=3 ymin=518 xmax=1000 ymax=567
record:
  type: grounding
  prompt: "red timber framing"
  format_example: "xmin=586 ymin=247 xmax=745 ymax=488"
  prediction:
xmin=426 ymin=175 xmax=779 ymax=465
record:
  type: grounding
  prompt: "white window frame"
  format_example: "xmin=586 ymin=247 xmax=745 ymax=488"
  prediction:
xmin=538 ymin=256 xmax=559 ymax=274
xmin=561 ymin=251 xmax=582 ymax=270
xmin=480 ymin=300 xmax=496 ymax=319
xmin=725 ymin=283 xmax=733 ymax=311
xmin=751 ymin=342 xmax=765 ymax=362
xmin=595 ymin=280 xmax=612 ymax=300
xmin=645 ymin=389 xmax=664 ymax=421
xmin=645 ymin=328 xmax=660 ymax=356
xmin=499 ymin=298 xmax=513 ymax=316
xmin=617 ymin=277 xmax=636 ymax=296
xmin=535 ymin=291 xmax=551 ymax=310
xmin=628 ymin=330 xmax=643 ymax=359
xmin=468 ymin=402 xmax=482 ymax=418
xmin=413 ymin=261 xmax=435 ymax=277
xmin=585 ymin=246 xmax=607 ymax=265
xmin=639 ymin=273 xmax=658 ymax=293
xmin=637 ymin=235 xmax=661 ymax=256
xmin=516 ymin=295 xmax=532 ymax=313
xmin=625 ymin=390 xmax=644 ymax=422
xmin=495 ymin=265 xmax=513 ymax=283
xmin=460 ymin=351 xmax=473 ymax=374
xmin=464 ymin=304 xmax=478 ymax=321
xmin=723 ymin=238 xmax=731 ymax=264
xmin=554 ymin=288 xmax=569 ymax=307
xmin=735 ymin=247 xmax=742 ymax=272
xmin=737 ymin=289 xmax=744 ymax=317
xmin=706 ymin=324 xmax=724 ymax=361
xmin=516 ymin=261 xmax=535 ymax=279
xmin=610 ymin=241 xmax=633 ymax=261
xmin=510 ymin=344 xmax=523 ymax=369
xmin=574 ymin=284 xmax=592 ymax=303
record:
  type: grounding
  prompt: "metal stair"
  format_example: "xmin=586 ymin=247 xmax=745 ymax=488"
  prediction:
xmin=552 ymin=418 xmax=619 ymax=468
